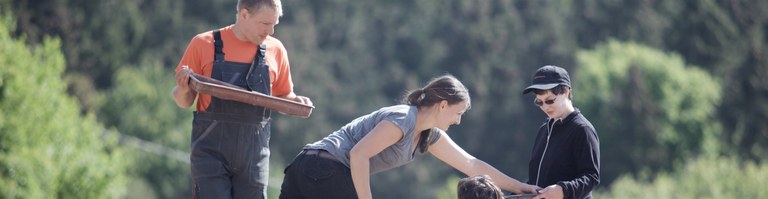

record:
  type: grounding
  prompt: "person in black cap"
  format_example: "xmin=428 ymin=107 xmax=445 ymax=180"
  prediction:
xmin=522 ymin=65 xmax=600 ymax=199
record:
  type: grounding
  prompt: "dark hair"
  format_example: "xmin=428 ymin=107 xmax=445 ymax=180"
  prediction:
xmin=403 ymin=74 xmax=470 ymax=153
xmin=403 ymin=74 xmax=470 ymax=108
xmin=237 ymin=0 xmax=283 ymax=16
xmin=532 ymin=85 xmax=572 ymax=99
xmin=457 ymin=175 xmax=504 ymax=199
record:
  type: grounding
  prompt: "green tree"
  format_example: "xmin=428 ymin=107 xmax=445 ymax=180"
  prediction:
xmin=0 ymin=16 xmax=127 ymax=198
xmin=571 ymin=0 xmax=768 ymax=162
xmin=696 ymin=0 xmax=768 ymax=161
xmin=434 ymin=175 xmax=461 ymax=199
xmin=7 ymin=1 xmax=235 ymax=197
xmin=574 ymin=40 xmax=722 ymax=183
xmin=101 ymin=63 xmax=193 ymax=199
xmin=6 ymin=0 xmax=236 ymax=89
xmin=8 ymin=0 xmax=236 ymax=111
xmin=596 ymin=156 xmax=768 ymax=198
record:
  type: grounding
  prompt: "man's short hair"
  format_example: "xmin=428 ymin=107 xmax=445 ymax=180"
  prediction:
xmin=237 ymin=0 xmax=283 ymax=16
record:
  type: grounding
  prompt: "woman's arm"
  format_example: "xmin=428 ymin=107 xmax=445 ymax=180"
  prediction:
xmin=428 ymin=131 xmax=540 ymax=194
xmin=349 ymin=120 xmax=403 ymax=199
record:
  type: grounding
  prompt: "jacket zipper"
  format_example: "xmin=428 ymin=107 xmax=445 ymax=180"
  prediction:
xmin=535 ymin=120 xmax=554 ymax=185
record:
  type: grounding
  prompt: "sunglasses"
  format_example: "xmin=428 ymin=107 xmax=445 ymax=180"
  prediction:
xmin=534 ymin=96 xmax=558 ymax=106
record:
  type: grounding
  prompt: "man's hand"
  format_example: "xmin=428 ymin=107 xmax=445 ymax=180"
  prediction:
xmin=172 ymin=65 xmax=196 ymax=108
xmin=293 ymin=95 xmax=313 ymax=107
xmin=175 ymin=66 xmax=192 ymax=91
xmin=534 ymin=184 xmax=563 ymax=199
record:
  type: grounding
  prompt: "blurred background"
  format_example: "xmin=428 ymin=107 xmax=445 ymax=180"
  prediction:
xmin=1 ymin=0 xmax=767 ymax=198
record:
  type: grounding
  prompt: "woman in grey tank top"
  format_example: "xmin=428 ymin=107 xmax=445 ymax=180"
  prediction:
xmin=279 ymin=74 xmax=540 ymax=199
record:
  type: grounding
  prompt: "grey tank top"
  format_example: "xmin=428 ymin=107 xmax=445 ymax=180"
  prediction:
xmin=304 ymin=105 xmax=441 ymax=174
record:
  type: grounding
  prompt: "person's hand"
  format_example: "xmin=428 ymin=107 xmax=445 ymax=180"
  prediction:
xmin=293 ymin=95 xmax=313 ymax=107
xmin=175 ymin=65 xmax=192 ymax=92
xmin=534 ymin=184 xmax=563 ymax=199
xmin=520 ymin=183 xmax=542 ymax=194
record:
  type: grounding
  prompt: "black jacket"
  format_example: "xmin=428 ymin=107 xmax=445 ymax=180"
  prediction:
xmin=527 ymin=109 xmax=600 ymax=199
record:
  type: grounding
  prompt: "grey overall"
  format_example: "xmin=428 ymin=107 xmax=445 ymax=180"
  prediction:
xmin=191 ymin=30 xmax=272 ymax=199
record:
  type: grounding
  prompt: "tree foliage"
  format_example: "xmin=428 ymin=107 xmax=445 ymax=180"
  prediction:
xmin=100 ymin=63 xmax=193 ymax=198
xmin=0 ymin=16 xmax=127 ymax=198
xmin=9 ymin=0 xmax=232 ymax=87
xmin=596 ymin=155 xmax=768 ymax=198
xmin=574 ymin=40 xmax=722 ymax=183
xmin=571 ymin=0 xmax=768 ymax=161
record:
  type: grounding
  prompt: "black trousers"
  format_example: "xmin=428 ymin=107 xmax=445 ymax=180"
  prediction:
xmin=279 ymin=150 xmax=357 ymax=199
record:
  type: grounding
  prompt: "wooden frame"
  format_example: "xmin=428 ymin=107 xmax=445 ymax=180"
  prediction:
xmin=188 ymin=73 xmax=314 ymax=118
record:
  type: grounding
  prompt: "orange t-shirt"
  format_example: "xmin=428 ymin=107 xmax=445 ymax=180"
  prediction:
xmin=175 ymin=25 xmax=294 ymax=112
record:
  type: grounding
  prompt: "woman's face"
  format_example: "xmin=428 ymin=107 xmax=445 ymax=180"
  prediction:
xmin=436 ymin=100 xmax=469 ymax=131
xmin=534 ymin=90 xmax=568 ymax=119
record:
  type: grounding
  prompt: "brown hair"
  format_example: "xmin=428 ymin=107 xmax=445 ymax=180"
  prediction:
xmin=532 ymin=85 xmax=572 ymax=99
xmin=403 ymin=74 xmax=470 ymax=108
xmin=402 ymin=74 xmax=470 ymax=153
xmin=457 ymin=175 xmax=504 ymax=199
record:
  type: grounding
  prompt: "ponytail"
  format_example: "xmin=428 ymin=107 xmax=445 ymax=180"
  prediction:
xmin=404 ymin=88 xmax=427 ymax=106
xmin=402 ymin=74 xmax=471 ymax=109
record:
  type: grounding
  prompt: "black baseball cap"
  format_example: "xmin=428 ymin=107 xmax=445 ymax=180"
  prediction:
xmin=522 ymin=65 xmax=571 ymax=95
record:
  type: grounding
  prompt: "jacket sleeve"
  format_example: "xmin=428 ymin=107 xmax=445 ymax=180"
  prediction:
xmin=557 ymin=125 xmax=600 ymax=199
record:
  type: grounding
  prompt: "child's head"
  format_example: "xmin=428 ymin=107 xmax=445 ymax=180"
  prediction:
xmin=457 ymin=175 xmax=504 ymax=199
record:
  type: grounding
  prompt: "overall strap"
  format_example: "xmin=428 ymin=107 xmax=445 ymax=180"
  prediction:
xmin=257 ymin=44 xmax=267 ymax=67
xmin=256 ymin=44 xmax=271 ymax=119
xmin=245 ymin=44 xmax=271 ymax=95
xmin=213 ymin=30 xmax=224 ymax=62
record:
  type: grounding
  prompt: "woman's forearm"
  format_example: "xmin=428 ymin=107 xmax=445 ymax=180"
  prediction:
xmin=350 ymin=152 xmax=372 ymax=199
xmin=471 ymin=159 xmax=527 ymax=193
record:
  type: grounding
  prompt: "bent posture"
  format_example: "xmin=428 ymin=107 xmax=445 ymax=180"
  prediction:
xmin=280 ymin=74 xmax=538 ymax=199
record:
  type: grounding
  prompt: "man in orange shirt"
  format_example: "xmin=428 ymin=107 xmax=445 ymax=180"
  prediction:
xmin=171 ymin=0 xmax=312 ymax=198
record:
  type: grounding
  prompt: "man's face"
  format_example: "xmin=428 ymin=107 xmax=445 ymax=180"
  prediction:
xmin=237 ymin=7 xmax=279 ymax=44
xmin=534 ymin=90 xmax=568 ymax=119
